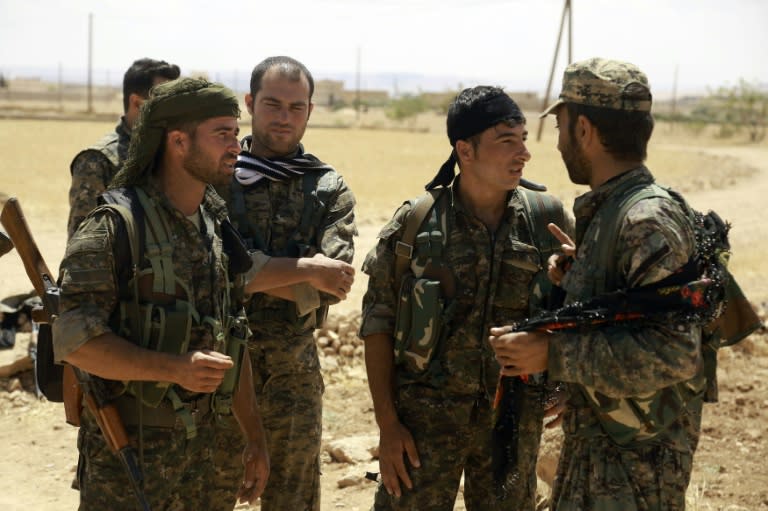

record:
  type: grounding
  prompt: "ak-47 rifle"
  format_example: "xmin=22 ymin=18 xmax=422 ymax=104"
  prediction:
xmin=491 ymin=259 xmax=763 ymax=498
xmin=0 ymin=197 xmax=151 ymax=511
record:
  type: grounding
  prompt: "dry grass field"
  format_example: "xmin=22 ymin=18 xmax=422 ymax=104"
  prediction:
xmin=0 ymin=110 xmax=766 ymax=510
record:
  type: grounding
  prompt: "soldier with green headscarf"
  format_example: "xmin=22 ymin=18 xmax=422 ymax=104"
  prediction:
xmin=54 ymin=77 xmax=269 ymax=510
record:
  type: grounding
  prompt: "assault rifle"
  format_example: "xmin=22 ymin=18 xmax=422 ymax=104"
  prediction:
xmin=0 ymin=198 xmax=151 ymax=511
xmin=491 ymin=261 xmax=762 ymax=497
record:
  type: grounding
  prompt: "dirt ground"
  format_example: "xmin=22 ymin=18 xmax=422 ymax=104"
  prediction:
xmin=1 ymin=142 xmax=767 ymax=511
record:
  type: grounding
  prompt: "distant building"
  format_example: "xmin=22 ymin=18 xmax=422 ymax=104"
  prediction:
xmin=314 ymin=79 xmax=345 ymax=107
xmin=314 ymin=79 xmax=389 ymax=107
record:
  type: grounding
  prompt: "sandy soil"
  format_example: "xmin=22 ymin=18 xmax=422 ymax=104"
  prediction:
xmin=0 ymin=143 xmax=766 ymax=511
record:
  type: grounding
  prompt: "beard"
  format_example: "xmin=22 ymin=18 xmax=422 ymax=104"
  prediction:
xmin=251 ymin=122 xmax=306 ymax=158
xmin=560 ymin=138 xmax=592 ymax=185
xmin=183 ymin=142 xmax=232 ymax=187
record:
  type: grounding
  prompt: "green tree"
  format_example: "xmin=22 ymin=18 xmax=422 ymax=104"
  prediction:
xmin=694 ymin=79 xmax=767 ymax=142
xmin=385 ymin=94 xmax=430 ymax=122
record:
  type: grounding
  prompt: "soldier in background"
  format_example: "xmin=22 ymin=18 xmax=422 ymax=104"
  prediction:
xmin=215 ymin=56 xmax=357 ymax=511
xmin=66 ymin=57 xmax=180 ymax=238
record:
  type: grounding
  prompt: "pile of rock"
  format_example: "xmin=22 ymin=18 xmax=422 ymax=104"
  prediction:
xmin=316 ymin=311 xmax=364 ymax=370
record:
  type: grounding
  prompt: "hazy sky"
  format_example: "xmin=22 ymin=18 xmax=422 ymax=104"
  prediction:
xmin=0 ymin=0 xmax=765 ymax=95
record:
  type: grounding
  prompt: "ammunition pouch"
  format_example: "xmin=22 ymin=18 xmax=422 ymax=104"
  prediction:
xmin=120 ymin=300 xmax=196 ymax=408
xmin=393 ymin=275 xmax=454 ymax=376
xmin=212 ymin=312 xmax=250 ymax=415
xmin=116 ymin=393 xmax=213 ymax=429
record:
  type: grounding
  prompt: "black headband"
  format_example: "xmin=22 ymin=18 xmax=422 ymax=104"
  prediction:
xmin=447 ymin=93 xmax=525 ymax=145
xmin=426 ymin=93 xmax=526 ymax=190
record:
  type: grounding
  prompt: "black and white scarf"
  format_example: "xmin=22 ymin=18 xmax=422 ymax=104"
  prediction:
xmin=235 ymin=144 xmax=333 ymax=185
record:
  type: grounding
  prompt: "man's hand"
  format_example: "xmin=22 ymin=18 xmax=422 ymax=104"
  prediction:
xmin=174 ymin=350 xmax=233 ymax=393
xmin=488 ymin=328 xmax=550 ymax=376
xmin=547 ymin=223 xmax=576 ymax=286
xmin=300 ymin=252 xmax=355 ymax=300
xmin=378 ymin=420 xmax=421 ymax=497
xmin=237 ymin=439 xmax=270 ymax=505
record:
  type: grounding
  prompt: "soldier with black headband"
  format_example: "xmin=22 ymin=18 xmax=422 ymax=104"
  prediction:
xmin=54 ymin=78 xmax=269 ymax=510
xmin=359 ymin=86 xmax=572 ymax=510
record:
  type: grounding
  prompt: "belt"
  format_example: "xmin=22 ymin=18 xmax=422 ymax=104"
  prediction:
xmin=116 ymin=393 xmax=213 ymax=429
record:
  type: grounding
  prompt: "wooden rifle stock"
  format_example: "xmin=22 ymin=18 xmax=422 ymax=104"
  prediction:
xmin=0 ymin=197 xmax=151 ymax=510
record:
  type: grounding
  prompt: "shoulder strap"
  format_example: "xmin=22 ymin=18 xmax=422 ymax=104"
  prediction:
xmin=100 ymin=188 xmax=143 ymax=273
xmin=517 ymin=188 xmax=567 ymax=266
xmin=596 ymin=184 xmax=669 ymax=293
xmin=394 ymin=188 xmax=445 ymax=287
xmin=298 ymin=170 xmax=333 ymax=244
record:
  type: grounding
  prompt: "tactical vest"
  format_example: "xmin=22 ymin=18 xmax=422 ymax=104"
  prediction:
xmin=98 ymin=187 xmax=248 ymax=439
xmin=391 ymin=186 xmax=568 ymax=379
xmin=571 ymin=180 xmax=707 ymax=446
xmin=228 ymin=170 xmax=338 ymax=328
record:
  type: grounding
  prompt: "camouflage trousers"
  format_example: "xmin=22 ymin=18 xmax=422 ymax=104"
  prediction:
xmin=76 ymin=410 xmax=227 ymax=511
xmin=210 ymin=413 xmax=246 ymax=510
xmin=372 ymin=385 xmax=544 ymax=511
xmin=251 ymin=366 xmax=324 ymax=511
xmin=550 ymin=434 xmax=694 ymax=511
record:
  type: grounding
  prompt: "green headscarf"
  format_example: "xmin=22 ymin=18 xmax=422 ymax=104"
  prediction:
xmin=111 ymin=77 xmax=240 ymax=188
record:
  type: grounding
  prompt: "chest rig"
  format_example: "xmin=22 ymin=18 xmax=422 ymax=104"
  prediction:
xmin=228 ymin=171 xmax=335 ymax=327
xmin=100 ymin=187 xmax=248 ymax=439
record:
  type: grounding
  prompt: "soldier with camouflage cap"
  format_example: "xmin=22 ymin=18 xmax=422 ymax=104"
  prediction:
xmin=67 ymin=58 xmax=180 ymax=239
xmin=214 ymin=56 xmax=357 ymax=511
xmin=490 ymin=58 xmax=703 ymax=510
xmin=361 ymin=85 xmax=572 ymax=510
xmin=54 ymin=77 xmax=269 ymax=510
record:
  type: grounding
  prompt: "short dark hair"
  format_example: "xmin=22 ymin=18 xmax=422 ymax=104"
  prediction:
xmin=122 ymin=58 xmax=181 ymax=112
xmin=566 ymin=101 xmax=654 ymax=161
xmin=249 ymin=56 xmax=314 ymax=100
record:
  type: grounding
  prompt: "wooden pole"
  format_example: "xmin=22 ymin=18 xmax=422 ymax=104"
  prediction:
xmin=355 ymin=46 xmax=361 ymax=122
xmin=87 ymin=13 xmax=93 ymax=114
xmin=536 ymin=0 xmax=572 ymax=142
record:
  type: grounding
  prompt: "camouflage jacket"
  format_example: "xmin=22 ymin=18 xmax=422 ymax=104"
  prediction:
xmin=216 ymin=136 xmax=356 ymax=374
xmin=548 ymin=166 xmax=702 ymax=450
xmin=53 ymin=180 xmax=230 ymax=402
xmin=67 ymin=117 xmax=131 ymax=238
xmin=361 ymin=178 xmax=567 ymax=399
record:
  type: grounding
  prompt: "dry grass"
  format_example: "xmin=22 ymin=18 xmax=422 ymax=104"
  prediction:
xmin=0 ymin=111 xmax=765 ymax=303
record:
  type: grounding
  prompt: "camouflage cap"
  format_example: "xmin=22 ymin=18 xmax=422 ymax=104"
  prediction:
xmin=540 ymin=57 xmax=652 ymax=117
xmin=111 ymin=77 xmax=240 ymax=188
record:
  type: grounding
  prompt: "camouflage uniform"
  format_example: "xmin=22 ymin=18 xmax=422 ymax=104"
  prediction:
xmin=547 ymin=167 xmax=702 ymax=511
xmin=216 ymin=136 xmax=356 ymax=511
xmin=67 ymin=117 xmax=131 ymax=238
xmin=53 ymin=181 xmax=239 ymax=511
xmin=361 ymin=178 xmax=564 ymax=510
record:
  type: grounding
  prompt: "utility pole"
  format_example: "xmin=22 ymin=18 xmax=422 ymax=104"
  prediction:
xmin=87 ymin=12 xmax=93 ymax=114
xmin=355 ymin=46 xmax=361 ymax=122
xmin=670 ymin=64 xmax=679 ymax=132
xmin=58 ymin=62 xmax=63 ymax=112
xmin=536 ymin=0 xmax=573 ymax=141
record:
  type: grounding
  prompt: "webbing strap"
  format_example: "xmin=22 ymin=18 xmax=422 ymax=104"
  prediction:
xmin=394 ymin=189 xmax=445 ymax=288
xmin=166 ymin=388 xmax=197 ymax=440
xmin=594 ymin=185 xmax=668 ymax=293
xmin=135 ymin=188 xmax=176 ymax=295
xmin=298 ymin=172 xmax=321 ymax=240
xmin=517 ymin=188 xmax=566 ymax=266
